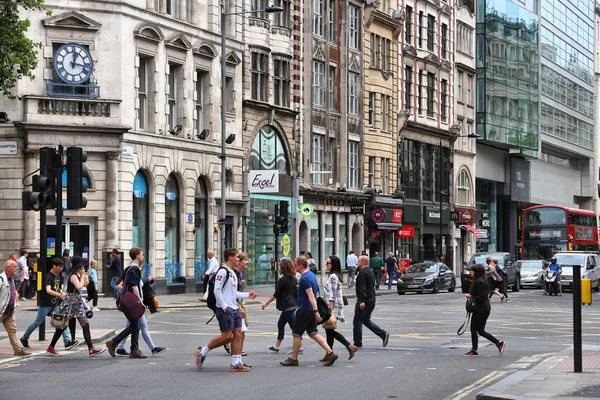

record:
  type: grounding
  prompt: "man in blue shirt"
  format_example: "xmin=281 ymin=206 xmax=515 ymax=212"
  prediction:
xmin=280 ymin=256 xmax=338 ymax=367
xmin=545 ymin=257 xmax=562 ymax=296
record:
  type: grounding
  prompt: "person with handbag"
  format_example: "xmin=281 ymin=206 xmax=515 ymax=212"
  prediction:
xmin=322 ymin=256 xmax=357 ymax=361
xmin=46 ymin=256 xmax=105 ymax=357
xmin=464 ymin=264 xmax=505 ymax=357
xmin=105 ymin=247 xmax=149 ymax=359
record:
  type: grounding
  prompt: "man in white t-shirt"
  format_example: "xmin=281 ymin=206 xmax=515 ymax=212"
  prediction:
xmin=17 ymin=249 xmax=29 ymax=301
xmin=346 ymin=250 xmax=358 ymax=289
xmin=201 ymin=251 xmax=220 ymax=294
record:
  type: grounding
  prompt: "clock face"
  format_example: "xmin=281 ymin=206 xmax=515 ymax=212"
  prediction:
xmin=53 ymin=43 xmax=94 ymax=84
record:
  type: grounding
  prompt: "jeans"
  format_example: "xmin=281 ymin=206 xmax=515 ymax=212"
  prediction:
xmin=19 ymin=279 xmax=30 ymax=299
xmin=111 ymin=316 xmax=140 ymax=351
xmin=22 ymin=306 xmax=70 ymax=344
xmin=387 ymin=270 xmax=396 ymax=289
xmin=118 ymin=315 xmax=154 ymax=351
xmin=347 ymin=267 xmax=357 ymax=288
xmin=277 ymin=310 xmax=296 ymax=341
xmin=373 ymin=269 xmax=382 ymax=289
xmin=353 ymin=301 xmax=386 ymax=347
xmin=470 ymin=305 xmax=499 ymax=351
xmin=111 ymin=276 xmax=121 ymax=299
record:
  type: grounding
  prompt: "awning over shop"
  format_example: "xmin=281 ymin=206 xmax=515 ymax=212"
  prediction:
xmin=374 ymin=222 xmax=403 ymax=231
xmin=461 ymin=225 xmax=488 ymax=239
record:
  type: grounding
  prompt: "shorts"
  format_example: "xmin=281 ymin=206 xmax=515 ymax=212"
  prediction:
xmin=215 ymin=307 xmax=242 ymax=332
xmin=292 ymin=310 xmax=318 ymax=337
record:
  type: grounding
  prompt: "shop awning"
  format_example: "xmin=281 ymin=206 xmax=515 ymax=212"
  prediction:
xmin=374 ymin=222 xmax=403 ymax=231
xmin=461 ymin=225 xmax=488 ymax=239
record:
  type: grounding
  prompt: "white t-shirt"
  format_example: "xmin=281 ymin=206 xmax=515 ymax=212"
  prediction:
xmin=17 ymin=256 xmax=28 ymax=280
xmin=214 ymin=265 xmax=249 ymax=310
xmin=346 ymin=254 xmax=358 ymax=267
xmin=205 ymin=257 xmax=220 ymax=275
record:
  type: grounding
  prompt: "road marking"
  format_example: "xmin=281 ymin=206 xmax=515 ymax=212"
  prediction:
xmin=148 ymin=362 xmax=157 ymax=365
xmin=0 ymin=363 xmax=19 ymax=369
xmin=427 ymin=368 xmax=436 ymax=370
xmin=444 ymin=370 xmax=510 ymax=400
xmin=385 ymin=366 xmax=394 ymax=369
xmin=467 ymin=369 xmax=476 ymax=372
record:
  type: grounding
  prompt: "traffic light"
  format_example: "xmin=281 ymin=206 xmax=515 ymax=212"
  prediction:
xmin=66 ymin=147 xmax=88 ymax=209
xmin=22 ymin=147 xmax=56 ymax=211
xmin=275 ymin=200 xmax=289 ymax=233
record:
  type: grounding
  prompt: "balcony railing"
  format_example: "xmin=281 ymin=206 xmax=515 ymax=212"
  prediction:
xmin=22 ymin=95 xmax=121 ymax=124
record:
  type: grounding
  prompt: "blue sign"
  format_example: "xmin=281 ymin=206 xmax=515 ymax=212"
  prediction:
xmin=166 ymin=192 xmax=177 ymax=201
xmin=187 ymin=213 xmax=194 ymax=225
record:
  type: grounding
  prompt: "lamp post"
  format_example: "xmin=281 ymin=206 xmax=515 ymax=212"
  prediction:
xmin=219 ymin=3 xmax=282 ymax=259
xmin=438 ymin=133 xmax=479 ymax=261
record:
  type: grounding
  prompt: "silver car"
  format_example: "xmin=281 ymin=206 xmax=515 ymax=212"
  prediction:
xmin=517 ymin=260 xmax=546 ymax=289
xmin=553 ymin=253 xmax=600 ymax=292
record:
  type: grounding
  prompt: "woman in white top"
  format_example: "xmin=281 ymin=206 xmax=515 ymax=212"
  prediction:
xmin=322 ymin=255 xmax=358 ymax=361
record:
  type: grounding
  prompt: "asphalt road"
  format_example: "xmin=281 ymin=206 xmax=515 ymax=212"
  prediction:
xmin=4 ymin=288 xmax=600 ymax=400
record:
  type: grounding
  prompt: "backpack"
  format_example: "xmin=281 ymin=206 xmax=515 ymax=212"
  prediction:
xmin=206 ymin=266 xmax=230 ymax=312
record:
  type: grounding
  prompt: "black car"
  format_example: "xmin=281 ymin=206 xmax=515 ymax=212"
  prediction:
xmin=397 ymin=262 xmax=456 ymax=294
xmin=461 ymin=252 xmax=521 ymax=293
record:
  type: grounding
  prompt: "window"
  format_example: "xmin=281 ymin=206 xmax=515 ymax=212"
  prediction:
xmin=466 ymin=122 xmax=474 ymax=152
xmin=374 ymin=36 xmax=381 ymax=69
xmin=166 ymin=0 xmax=177 ymax=17
xmin=382 ymin=95 xmax=390 ymax=131
xmin=313 ymin=0 xmax=324 ymax=36
xmin=165 ymin=174 xmax=180 ymax=263
xmin=328 ymin=0 xmax=336 ymax=42
xmin=380 ymin=157 xmax=386 ymax=193
xmin=348 ymin=72 xmax=359 ymax=115
xmin=441 ymin=23 xmax=448 ymax=59
xmin=226 ymin=76 xmax=234 ymax=112
xmin=274 ymin=58 xmax=290 ymax=107
xmin=427 ymin=72 xmax=435 ymax=117
xmin=138 ymin=57 xmax=148 ymax=130
xmin=252 ymin=0 xmax=267 ymax=19
xmin=348 ymin=5 xmax=360 ymax=49
xmin=405 ymin=66 xmax=412 ymax=111
xmin=251 ymin=52 xmax=269 ymax=101
xmin=312 ymin=134 xmax=325 ymax=185
xmin=194 ymin=179 xmax=208 ymax=267
xmin=405 ymin=6 xmax=413 ymax=44
xmin=417 ymin=70 xmax=423 ymax=115
xmin=328 ymin=138 xmax=335 ymax=178
xmin=441 ymin=79 xmax=447 ymax=122
xmin=455 ymin=119 xmax=464 ymax=150
xmin=368 ymin=92 xmax=376 ymax=127
xmin=167 ymin=63 xmax=178 ymax=128
xmin=273 ymin=0 xmax=291 ymax=27
xmin=467 ymin=75 xmax=473 ymax=106
xmin=457 ymin=71 xmax=463 ymax=103
xmin=313 ymin=61 xmax=325 ymax=106
xmin=368 ymin=156 xmax=375 ymax=187
xmin=348 ymin=141 xmax=359 ymax=189
xmin=370 ymin=33 xmax=375 ymax=66
xmin=132 ymin=171 xmax=149 ymax=254
xmin=456 ymin=170 xmax=471 ymax=206
xmin=427 ymin=15 xmax=435 ymax=52
xmin=195 ymin=70 xmax=208 ymax=134
xmin=418 ymin=11 xmax=424 ymax=48
xmin=328 ymin=66 xmax=336 ymax=111
xmin=401 ymin=140 xmax=420 ymax=200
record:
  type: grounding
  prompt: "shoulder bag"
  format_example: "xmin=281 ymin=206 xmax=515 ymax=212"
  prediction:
xmin=465 ymin=298 xmax=476 ymax=313
xmin=322 ymin=311 xmax=337 ymax=329
xmin=316 ymin=296 xmax=331 ymax=323
xmin=116 ymin=267 xmax=145 ymax=321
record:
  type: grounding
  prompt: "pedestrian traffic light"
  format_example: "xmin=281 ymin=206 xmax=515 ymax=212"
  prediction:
xmin=66 ymin=147 xmax=88 ymax=209
xmin=275 ymin=200 xmax=289 ymax=233
xmin=22 ymin=147 xmax=56 ymax=211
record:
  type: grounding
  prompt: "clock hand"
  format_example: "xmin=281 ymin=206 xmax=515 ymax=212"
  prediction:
xmin=70 ymin=61 xmax=89 ymax=68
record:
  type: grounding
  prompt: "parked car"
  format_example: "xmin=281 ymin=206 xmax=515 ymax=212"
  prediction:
xmin=517 ymin=260 xmax=547 ymax=289
xmin=461 ymin=252 xmax=521 ymax=293
xmin=552 ymin=252 xmax=600 ymax=292
xmin=397 ymin=262 xmax=456 ymax=294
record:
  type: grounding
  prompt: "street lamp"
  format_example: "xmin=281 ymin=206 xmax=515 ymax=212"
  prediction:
xmin=438 ymin=133 xmax=479 ymax=261
xmin=219 ymin=3 xmax=282 ymax=258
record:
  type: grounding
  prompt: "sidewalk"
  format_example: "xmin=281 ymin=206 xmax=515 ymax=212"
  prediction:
xmin=477 ymin=346 xmax=600 ymax=400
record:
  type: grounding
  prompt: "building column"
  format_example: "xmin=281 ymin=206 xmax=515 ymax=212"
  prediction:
xmin=23 ymin=151 xmax=38 ymax=251
xmin=105 ymin=152 xmax=120 ymax=250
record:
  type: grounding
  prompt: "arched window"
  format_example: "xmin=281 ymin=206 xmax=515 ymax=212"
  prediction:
xmin=456 ymin=169 xmax=472 ymax=206
xmin=132 ymin=171 xmax=149 ymax=253
xmin=165 ymin=174 xmax=180 ymax=262
xmin=249 ymin=125 xmax=288 ymax=173
xmin=194 ymin=179 xmax=207 ymax=263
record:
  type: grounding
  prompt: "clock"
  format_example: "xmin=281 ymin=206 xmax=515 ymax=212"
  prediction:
xmin=53 ymin=43 xmax=94 ymax=84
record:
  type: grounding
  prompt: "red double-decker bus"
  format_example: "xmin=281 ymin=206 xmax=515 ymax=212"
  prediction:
xmin=522 ymin=205 xmax=598 ymax=260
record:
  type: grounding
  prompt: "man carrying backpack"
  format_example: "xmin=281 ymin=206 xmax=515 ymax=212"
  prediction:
xmin=194 ymin=248 xmax=258 ymax=372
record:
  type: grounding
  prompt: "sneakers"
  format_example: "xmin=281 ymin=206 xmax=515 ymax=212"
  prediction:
xmin=116 ymin=348 xmax=129 ymax=357
xmin=497 ymin=341 xmax=506 ymax=356
xmin=288 ymin=348 xmax=303 ymax=354
xmin=322 ymin=352 xmax=339 ymax=366
xmin=152 ymin=346 xmax=166 ymax=355
xmin=105 ymin=340 xmax=117 ymax=357
xmin=194 ymin=347 xmax=206 ymax=369
xmin=347 ymin=344 xmax=358 ymax=360
xmin=89 ymin=348 xmax=106 ymax=357
xmin=383 ymin=332 xmax=390 ymax=347
xmin=464 ymin=350 xmax=478 ymax=356
xmin=543 ymin=292 xmax=548 ymax=295
xmin=64 ymin=340 xmax=79 ymax=350
xmin=229 ymin=363 xmax=252 ymax=372
xmin=505 ymin=298 xmax=511 ymax=303
xmin=46 ymin=346 xmax=61 ymax=356
xmin=280 ymin=357 xmax=299 ymax=366
xmin=500 ymin=295 xmax=506 ymax=303
xmin=92 ymin=307 xmax=100 ymax=311
xmin=559 ymin=293 xmax=563 ymax=297
xmin=129 ymin=350 xmax=148 ymax=359
xmin=268 ymin=345 xmax=280 ymax=353
xmin=19 ymin=338 xmax=30 ymax=349
xmin=14 ymin=349 xmax=31 ymax=356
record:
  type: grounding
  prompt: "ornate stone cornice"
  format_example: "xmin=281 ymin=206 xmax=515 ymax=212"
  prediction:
xmin=272 ymin=26 xmax=292 ymax=37
xmin=249 ymin=17 xmax=271 ymax=30
xmin=403 ymin=46 xmax=417 ymax=59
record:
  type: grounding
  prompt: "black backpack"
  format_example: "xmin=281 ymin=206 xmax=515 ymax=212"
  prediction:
xmin=206 ymin=266 xmax=229 ymax=312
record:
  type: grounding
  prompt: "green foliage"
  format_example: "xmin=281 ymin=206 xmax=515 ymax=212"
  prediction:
xmin=0 ymin=0 xmax=50 ymax=99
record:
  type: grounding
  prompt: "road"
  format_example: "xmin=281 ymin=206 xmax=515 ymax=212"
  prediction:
xmin=3 ymin=288 xmax=600 ymax=400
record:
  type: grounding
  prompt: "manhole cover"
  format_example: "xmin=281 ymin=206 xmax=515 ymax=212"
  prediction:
xmin=561 ymin=385 xmax=600 ymax=398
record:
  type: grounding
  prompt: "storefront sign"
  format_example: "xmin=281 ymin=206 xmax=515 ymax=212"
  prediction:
xmin=0 ymin=141 xmax=17 ymax=155
xmin=350 ymin=204 xmax=364 ymax=214
xmin=281 ymin=234 xmax=291 ymax=256
xmin=392 ymin=209 xmax=403 ymax=223
xmin=395 ymin=226 xmax=414 ymax=238
xmin=299 ymin=203 xmax=314 ymax=217
xmin=248 ymin=170 xmax=279 ymax=193
xmin=324 ymin=198 xmax=346 ymax=206
xmin=122 ymin=145 xmax=134 ymax=158
xmin=510 ymin=158 xmax=530 ymax=202
xmin=424 ymin=207 xmax=450 ymax=224
xmin=455 ymin=208 xmax=478 ymax=224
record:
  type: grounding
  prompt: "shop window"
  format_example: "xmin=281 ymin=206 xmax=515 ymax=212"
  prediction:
xmin=310 ymin=215 xmax=320 ymax=270
xmin=339 ymin=215 xmax=347 ymax=263
xmin=165 ymin=174 xmax=180 ymax=278
xmin=325 ymin=213 xmax=334 ymax=259
xmin=194 ymin=178 xmax=208 ymax=280
xmin=132 ymin=171 xmax=149 ymax=253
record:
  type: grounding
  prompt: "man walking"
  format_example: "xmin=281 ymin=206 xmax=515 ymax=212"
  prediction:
xmin=353 ymin=255 xmax=389 ymax=348
xmin=17 ymin=249 xmax=29 ymax=301
xmin=107 ymin=248 xmax=122 ymax=299
xmin=384 ymin=252 xmax=399 ymax=290
xmin=201 ymin=251 xmax=219 ymax=294
xmin=369 ymin=252 xmax=384 ymax=290
xmin=194 ymin=248 xmax=258 ymax=372
xmin=346 ymin=250 xmax=358 ymax=289
xmin=280 ymin=256 xmax=338 ymax=367
xmin=0 ymin=260 xmax=31 ymax=356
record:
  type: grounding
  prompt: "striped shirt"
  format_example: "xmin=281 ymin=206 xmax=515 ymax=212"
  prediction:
xmin=323 ymin=273 xmax=344 ymax=316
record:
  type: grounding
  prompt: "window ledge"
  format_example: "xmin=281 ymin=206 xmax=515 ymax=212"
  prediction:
xmin=466 ymin=104 xmax=474 ymax=108
xmin=457 ymin=100 xmax=464 ymax=105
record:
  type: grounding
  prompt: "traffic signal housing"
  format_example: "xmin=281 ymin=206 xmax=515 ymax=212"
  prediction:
xmin=22 ymin=147 xmax=56 ymax=211
xmin=66 ymin=147 xmax=88 ymax=209
xmin=275 ymin=200 xmax=289 ymax=233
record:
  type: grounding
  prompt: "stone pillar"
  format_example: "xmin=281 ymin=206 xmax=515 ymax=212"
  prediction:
xmin=23 ymin=151 xmax=38 ymax=251
xmin=105 ymin=152 xmax=120 ymax=250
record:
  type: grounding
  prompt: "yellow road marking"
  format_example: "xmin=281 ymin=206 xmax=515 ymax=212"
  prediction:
xmin=444 ymin=370 xmax=510 ymax=400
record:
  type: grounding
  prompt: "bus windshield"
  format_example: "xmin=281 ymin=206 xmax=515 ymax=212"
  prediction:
xmin=524 ymin=207 xmax=567 ymax=226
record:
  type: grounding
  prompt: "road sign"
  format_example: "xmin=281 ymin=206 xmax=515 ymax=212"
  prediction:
xmin=299 ymin=203 xmax=313 ymax=217
xmin=282 ymin=234 xmax=291 ymax=257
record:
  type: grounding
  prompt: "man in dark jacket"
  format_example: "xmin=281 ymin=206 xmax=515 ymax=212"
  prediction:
xmin=353 ymin=255 xmax=389 ymax=348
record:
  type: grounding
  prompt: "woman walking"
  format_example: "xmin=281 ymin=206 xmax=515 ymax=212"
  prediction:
xmin=46 ymin=256 xmax=105 ymax=357
xmin=322 ymin=255 xmax=357 ymax=360
xmin=86 ymin=259 xmax=100 ymax=311
xmin=262 ymin=258 xmax=299 ymax=353
xmin=464 ymin=264 xmax=505 ymax=356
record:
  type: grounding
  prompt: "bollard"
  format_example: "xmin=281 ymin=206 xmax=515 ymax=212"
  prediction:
xmin=573 ymin=264 xmax=582 ymax=373
xmin=581 ymin=278 xmax=592 ymax=305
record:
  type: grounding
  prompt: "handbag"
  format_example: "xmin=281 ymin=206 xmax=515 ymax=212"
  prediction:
xmin=457 ymin=312 xmax=472 ymax=336
xmin=322 ymin=311 xmax=338 ymax=329
xmin=50 ymin=313 xmax=70 ymax=329
xmin=465 ymin=298 xmax=476 ymax=313
xmin=116 ymin=267 xmax=145 ymax=321
xmin=342 ymin=295 xmax=348 ymax=306
xmin=316 ymin=296 xmax=331 ymax=323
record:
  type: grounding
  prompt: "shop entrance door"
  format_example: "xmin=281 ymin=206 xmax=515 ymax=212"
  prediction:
xmin=47 ymin=220 xmax=95 ymax=263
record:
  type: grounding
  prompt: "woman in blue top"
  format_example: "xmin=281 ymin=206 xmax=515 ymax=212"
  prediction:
xmin=86 ymin=259 xmax=99 ymax=311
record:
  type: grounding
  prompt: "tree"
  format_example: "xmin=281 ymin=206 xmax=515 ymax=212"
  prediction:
xmin=0 ymin=0 xmax=49 ymax=99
